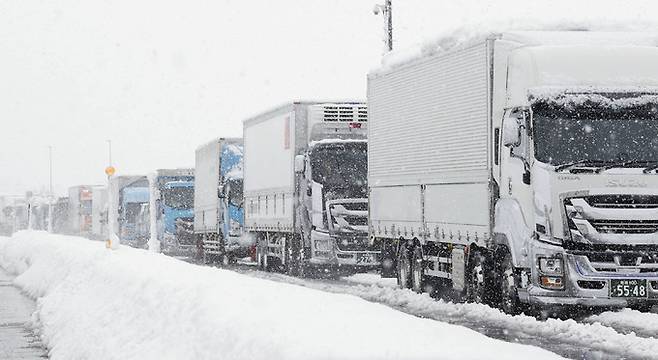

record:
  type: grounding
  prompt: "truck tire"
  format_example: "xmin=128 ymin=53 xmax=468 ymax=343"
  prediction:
xmin=466 ymin=251 xmax=487 ymax=304
xmin=499 ymin=251 xmax=523 ymax=315
xmin=397 ymin=245 xmax=412 ymax=289
xmin=411 ymin=246 xmax=424 ymax=293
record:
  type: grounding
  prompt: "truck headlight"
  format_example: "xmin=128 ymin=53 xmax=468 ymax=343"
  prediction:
xmin=538 ymin=256 xmax=564 ymax=290
xmin=538 ymin=257 xmax=563 ymax=275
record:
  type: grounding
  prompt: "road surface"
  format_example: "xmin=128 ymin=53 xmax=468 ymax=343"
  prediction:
xmin=0 ymin=269 xmax=46 ymax=359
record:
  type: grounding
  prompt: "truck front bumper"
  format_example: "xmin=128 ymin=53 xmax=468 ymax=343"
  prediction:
xmin=309 ymin=230 xmax=380 ymax=268
xmin=521 ymin=241 xmax=658 ymax=308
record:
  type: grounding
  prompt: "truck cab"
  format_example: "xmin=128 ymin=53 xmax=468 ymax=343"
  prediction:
xmin=297 ymin=139 xmax=373 ymax=267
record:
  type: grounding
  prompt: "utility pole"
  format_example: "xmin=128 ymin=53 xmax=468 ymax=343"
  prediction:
xmin=373 ymin=0 xmax=393 ymax=52
xmin=48 ymin=145 xmax=53 ymax=233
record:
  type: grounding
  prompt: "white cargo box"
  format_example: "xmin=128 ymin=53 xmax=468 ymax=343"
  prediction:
xmin=243 ymin=101 xmax=367 ymax=233
xmin=194 ymin=138 xmax=242 ymax=234
xmin=368 ymin=41 xmax=493 ymax=245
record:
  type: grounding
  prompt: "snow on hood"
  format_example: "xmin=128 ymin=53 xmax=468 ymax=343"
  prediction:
xmin=309 ymin=138 xmax=367 ymax=148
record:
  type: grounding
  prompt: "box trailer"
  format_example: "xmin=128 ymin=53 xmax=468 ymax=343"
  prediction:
xmin=368 ymin=31 xmax=658 ymax=313
xmin=243 ymin=101 xmax=377 ymax=275
xmin=194 ymin=138 xmax=244 ymax=263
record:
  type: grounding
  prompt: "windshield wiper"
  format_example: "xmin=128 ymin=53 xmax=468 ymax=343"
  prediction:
xmin=644 ymin=163 xmax=658 ymax=173
xmin=554 ymin=160 xmax=610 ymax=172
xmin=597 ymin=160 xmax=658 ymax=173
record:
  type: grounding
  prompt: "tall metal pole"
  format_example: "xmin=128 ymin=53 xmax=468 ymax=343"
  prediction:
xmin=385 ymin=0 xmax=392 ymax=51
xmin=107 ymin=140 xmax=112 ymax=167
xmin=48 ymin=145 xmax=53 ymax=233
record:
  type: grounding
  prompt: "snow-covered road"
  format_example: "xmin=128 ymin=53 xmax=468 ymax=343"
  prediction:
xmin=0 ymin=231 xmax=562 ymax=360
xmin=0 ymin=268 xmax=46 ymax=359
xmin=219 ymin=265 xmax=658 ymax=359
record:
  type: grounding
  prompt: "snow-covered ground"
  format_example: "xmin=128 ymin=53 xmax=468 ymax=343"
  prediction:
xmin=235 ymin=270 xmax=658 ymax=359
xmin=0 ymin=231 xmax=561 ymax=360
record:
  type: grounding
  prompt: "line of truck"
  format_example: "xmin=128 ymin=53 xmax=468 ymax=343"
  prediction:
xmin=6 ymin=30 xmax=658 ymax=312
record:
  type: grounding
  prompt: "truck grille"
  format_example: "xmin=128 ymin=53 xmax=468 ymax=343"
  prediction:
xmin=326 ymin=199 xmax=368 ymax=234
xmin=573 ymin=250 xmax=658 ymax=273
xmin=584 ymin=195 xmax=658 ymax=209
xmin=589 ymin=219 xmax=658 ymax=234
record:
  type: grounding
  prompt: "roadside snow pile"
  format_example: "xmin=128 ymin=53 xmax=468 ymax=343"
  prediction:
xmin=586 ymin=309 xmax=658 ymax=338
xmin=0 ymin=231 xmax=561 ymax=360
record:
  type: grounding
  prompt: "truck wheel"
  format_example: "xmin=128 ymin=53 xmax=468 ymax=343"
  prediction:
xmin=499 ymin=251 xmax=522 ymax=315
xmin=411 ymin=246 xmax=424 ymax=293
xmin=466 ymin=251 xmax=487 ymax=304
xmin=397 ymin=245 xmax=412 ymax=289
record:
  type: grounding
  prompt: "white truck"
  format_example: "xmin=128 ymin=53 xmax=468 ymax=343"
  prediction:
xmin=368 ymin=31 xmax=658 ymax=313
xmin=243 ymin=101 xmax=378 ymax=276
xmin=194 ymin=138 xmax=245 ymax=263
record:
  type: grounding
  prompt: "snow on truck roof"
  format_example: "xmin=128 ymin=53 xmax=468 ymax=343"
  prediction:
xmin=195 ymin=137 xmax=242 ymax=152
xmin=376 ymin=31 xmax=658 ymax=74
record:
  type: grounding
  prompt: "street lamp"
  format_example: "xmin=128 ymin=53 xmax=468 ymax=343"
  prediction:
xmin=373 ymin=0 xmax=393 ymax=52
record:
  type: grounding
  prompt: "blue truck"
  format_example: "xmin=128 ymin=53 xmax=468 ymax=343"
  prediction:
xmin=152 ymin=169 xmax=195 ymax=255
xmin=194 ymin=138 xmax=246 ymax=264
xmin=111 ymin=176 xmax=150 ymax=247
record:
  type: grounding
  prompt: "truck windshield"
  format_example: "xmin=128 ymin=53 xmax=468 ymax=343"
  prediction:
xmin=163 ymin=187 xmax=194 ymax=209
xmin=227 ymin=179 xmax=243 ymax=208
xmin=533 ymin=100 xmax=658 ymax=166
xmin=310 ymin=142 xmax=367 ymax=199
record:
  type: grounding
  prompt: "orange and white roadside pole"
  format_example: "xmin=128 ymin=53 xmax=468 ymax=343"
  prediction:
xmin=105 ymin=139 xmax=119 ymax=250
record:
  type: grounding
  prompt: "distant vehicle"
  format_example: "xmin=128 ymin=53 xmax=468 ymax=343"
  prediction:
xmin=367 ymin=31 xmax=658 ymax=314
xmin=243 ymin=101 xmax=377 ymax=276
xmin=68 ymin=186 xmax=96 ymax=237
xmin=152 ymin=169 xmax=195 ymax=255
xmin=109 ymin=176 xmax=149 ymax=247
xmin=90 ymin=186 xmax=108 ymax=240
xmin=51 ymin=197 xmax=70 ymax=234
xmin=194 ymin=138 xmax=244 ymax=263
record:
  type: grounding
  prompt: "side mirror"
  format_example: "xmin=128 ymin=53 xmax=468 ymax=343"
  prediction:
xmin=218 ymin=184 xmax=226 ymax=199
xmin=294 ymin=155 xmax=305 ymax=174
xmin=502 ymin=115 xmax=521 ymax=147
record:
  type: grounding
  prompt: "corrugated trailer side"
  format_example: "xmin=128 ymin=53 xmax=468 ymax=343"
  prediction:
xmin=194 ymin=140 xmax=221 ymax=235
xmin=368 ymin=40 xmax=493 ymax=246
xmin=243 ymin=104 xmax=299 ymax=233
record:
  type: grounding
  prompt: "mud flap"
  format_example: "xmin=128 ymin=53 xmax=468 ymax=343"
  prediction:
xmin=452 ymin=248 xmax=465 ymax=291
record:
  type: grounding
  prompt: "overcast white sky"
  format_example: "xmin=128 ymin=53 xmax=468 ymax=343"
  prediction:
xmin=1 ymin=0 xmax=656 ymax=196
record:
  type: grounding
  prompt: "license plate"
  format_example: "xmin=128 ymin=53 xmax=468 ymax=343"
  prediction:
xmin=609 ymin=279 xmax=648 ymax=298
xmin=356 ymin=253 xmax=376 ymax=264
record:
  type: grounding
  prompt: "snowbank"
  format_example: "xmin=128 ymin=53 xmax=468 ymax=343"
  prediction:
xmin=0 ymin=231 xmax=561 ymax=360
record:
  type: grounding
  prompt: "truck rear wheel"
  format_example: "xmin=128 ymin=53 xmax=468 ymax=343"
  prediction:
xmin=466 ymin=251 xmax=487 ymax=304
xmin=499 ymin=251 xmax=523 ymax=315
xmin=397 ymin=245 xmax=411 ymax=289
xmin=411 ymin=246 xmax=425 ymax=293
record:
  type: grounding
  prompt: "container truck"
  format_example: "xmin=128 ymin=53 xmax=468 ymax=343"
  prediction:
xmin=368 ymin=31 xmax=658 ymax=313
xmin=68 ymin=185 xmax=97 ymax=237
xmin=243 ymin=101 xmax=377 ymax=275
xmin=194 ymin=138 xmax=245 ymax=263
xmin=151 ymin=168 xmax=195 ymax=255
